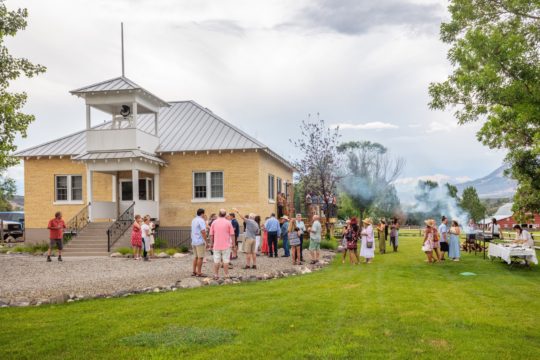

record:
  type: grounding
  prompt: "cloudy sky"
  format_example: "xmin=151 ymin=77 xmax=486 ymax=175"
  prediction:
xmin=6 ymin=0 xmax=506 ymax=197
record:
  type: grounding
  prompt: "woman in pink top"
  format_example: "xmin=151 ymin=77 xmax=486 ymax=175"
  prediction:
xmin=131 ymin=215 xmax=143 ymax=260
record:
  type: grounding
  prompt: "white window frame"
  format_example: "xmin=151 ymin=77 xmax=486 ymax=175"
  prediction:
xmin=120 ymin=178 xmax=154 ymax=201
xmin=268 ymin=174 xmax=275 ymax=203
xmin=53 ymin=174 xmax=84 ymax=205
xmin=120 ymin=179 xmax=133 ymax=202
xmin=191 ymin=171 xmax=225 ymax=203
xmin=277 ymin=177 xmax=282 ymax=195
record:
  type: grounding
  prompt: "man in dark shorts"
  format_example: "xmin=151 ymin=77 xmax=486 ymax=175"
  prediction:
xmin=47 ymin=211 xmax=66 ymax=262
xmin=438 ymin=216 xmax=449 ymax=260
xmin=229 ymin=212 xmax=240 ymax=260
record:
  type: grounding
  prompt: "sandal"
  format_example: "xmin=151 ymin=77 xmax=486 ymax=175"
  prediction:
xmin=196 ymin=273 xmax=206 ymax=277
xmin=191 ymin=272 xmax=197 ymax=277
xmin=213 ymin=276 xmax=219 ymax=281
xmin=243 ymin=265 xmax=251 ymax=269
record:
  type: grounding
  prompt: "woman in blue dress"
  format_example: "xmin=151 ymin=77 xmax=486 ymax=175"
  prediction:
xmin=449 ymin=220 xmax=461 ymax=262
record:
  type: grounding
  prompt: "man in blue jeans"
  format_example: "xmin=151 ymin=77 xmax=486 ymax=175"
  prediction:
xmin=280 ymin=215 xmax=290 ymax=257
xmin=264 ymin=213 xmax=281 ymax=257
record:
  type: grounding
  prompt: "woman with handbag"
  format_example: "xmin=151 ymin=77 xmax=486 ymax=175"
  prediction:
xmin=423 ymin=219 xmax=439 ymax=263
xmin=345 ymin=218 xmax=360 ymax=264
xmin=360 ymin=218 xmax=375 ymax=263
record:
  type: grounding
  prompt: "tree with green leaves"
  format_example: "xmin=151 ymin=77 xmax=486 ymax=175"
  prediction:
xmin=0 ymin=3 xmax=46 ymax=169
xmin=460 ymin=186 xmax=486 ymax=222
xmin=0 ymin=174 xmax=15 ymax=211
xmin=429 ymin=0 xmax=540 ymax=221
xmin=446 ymin=183 xmax=459 ymax=200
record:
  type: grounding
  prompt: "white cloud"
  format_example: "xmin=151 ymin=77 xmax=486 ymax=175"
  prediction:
xmin=426 ymin=121 xmax=458 ymax=133
xmin=331 ymin=122 xmax=399 ymax=130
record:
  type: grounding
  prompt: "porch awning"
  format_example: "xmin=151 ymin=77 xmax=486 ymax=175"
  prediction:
xmin=72 ymin=150 xmax=166 ymax=165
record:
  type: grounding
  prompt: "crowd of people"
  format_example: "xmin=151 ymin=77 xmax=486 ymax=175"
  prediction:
xmin=43 ymin=209 xmax=535 ymax=270
xmin=188 ymin=208 xmax=323 ymax=280
xmin=422 ymin=216 xmax=535 ymax=263
xmin=339 ymin=217 xmax=401 ymax=265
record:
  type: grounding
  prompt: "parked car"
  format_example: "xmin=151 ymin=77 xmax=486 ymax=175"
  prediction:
xmin=0 ymin=211 xmax=25 ymax=229
xmin=1 ymin=220 xmax=24 ymax=243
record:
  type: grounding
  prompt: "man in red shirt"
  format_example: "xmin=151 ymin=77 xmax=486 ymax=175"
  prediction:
xmin=209 ymin=209 xmax=235 ymax=279
xmin=47 ymin=211 xmax=66 ymax=262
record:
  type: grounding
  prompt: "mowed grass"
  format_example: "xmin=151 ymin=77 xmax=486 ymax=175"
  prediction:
xmin=1 ymin=237 xmax=539 ymax=360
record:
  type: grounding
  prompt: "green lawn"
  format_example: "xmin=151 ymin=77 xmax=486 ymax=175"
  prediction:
xmin=1 ymin=237 xmax=539 ymax=359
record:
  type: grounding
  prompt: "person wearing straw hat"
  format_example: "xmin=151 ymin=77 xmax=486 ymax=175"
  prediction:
xmin=360 ymin=217 xmax=375 ymax=263
xmin=423 ymin=219 xmax=440 ymax=263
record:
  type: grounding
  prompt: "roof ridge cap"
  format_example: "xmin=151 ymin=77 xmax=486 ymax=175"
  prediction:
xmin=188 ymin=100 xmax=267 ymax=149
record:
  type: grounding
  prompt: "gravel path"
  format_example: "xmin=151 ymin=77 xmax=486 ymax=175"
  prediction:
xmin=0 ymin=249 xmax=334 ymax=306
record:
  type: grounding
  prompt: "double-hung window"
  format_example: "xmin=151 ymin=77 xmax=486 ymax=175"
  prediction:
xmin=120 ymin=178 xmax=154 ymax=201
xmin=277 ymin=177 xmax=282 ymax=195
xmin=268 ymin=174 xmax=275 ymax=201
xmin=193 ymin=171 xmax=224 ymax=201
xmin=54 ymin=175 xmax=83 ymax=203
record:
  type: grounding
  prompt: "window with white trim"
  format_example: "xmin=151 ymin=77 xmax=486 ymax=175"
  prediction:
xmin=55 ymin=175 xmax=83 ymax=202
xmin=277 ymin=177 xmax=282 ymax=195
xmin=268 ymin=174 xmax=275 ymax=200
xmin=120 ymin=178 xmax=154 ymax=201
xmin=193 ymin=171 xmax=224 ymax=200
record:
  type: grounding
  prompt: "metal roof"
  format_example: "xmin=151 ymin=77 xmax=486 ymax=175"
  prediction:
xmin=14 ymin=101 xmax=294 ymax=170
xmin=72 ymin=150 xmax=166 ymax=165
xmin=70 ymin=76 xmax=170 ymax=107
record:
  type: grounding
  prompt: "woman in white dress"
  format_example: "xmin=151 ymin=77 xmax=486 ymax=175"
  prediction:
xmin=513 ymin=225 xmax=535 ymax=248
xmin=360 ymin=218 xmax=375 ymax=263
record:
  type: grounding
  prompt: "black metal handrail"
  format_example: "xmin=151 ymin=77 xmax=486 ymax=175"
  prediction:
xmin=66 ymin=203 xmax=91 ymax=235
xmin=107 ymin=202 xmax=135 ymax=252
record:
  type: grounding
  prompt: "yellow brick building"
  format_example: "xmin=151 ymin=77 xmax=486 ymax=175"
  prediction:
xmin=15 ymin=76 xmax=294 ymax=244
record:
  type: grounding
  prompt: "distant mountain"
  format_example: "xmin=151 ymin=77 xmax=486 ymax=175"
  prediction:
xmin=455 ymin=165 xmax=517 ymax=199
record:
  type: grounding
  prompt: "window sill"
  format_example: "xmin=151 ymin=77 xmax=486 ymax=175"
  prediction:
xmin=268 ymin=199 xmax=276 ymax=204
xmin=53 ymin=201 xmax=84 ymax=205
xmin=191 ymin=198 xmax=226 ymax=203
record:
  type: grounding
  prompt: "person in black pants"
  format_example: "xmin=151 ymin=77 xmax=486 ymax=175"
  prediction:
xmin=264 ymin=213 xmax=281 ymax=257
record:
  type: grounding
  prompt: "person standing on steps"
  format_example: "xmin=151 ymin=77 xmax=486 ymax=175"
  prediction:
xmin=47 ymin=211 xmax=66 ymax=262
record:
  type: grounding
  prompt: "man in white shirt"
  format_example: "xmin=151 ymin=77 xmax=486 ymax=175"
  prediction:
xmin=191 ymin=208 xmax=208 ymax=277
xmin=438 ymin=216 xmax=449 ymax=261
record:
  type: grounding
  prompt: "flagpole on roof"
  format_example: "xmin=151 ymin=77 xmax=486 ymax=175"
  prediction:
xmin=121 ymin=22 xmax=125 ymax=77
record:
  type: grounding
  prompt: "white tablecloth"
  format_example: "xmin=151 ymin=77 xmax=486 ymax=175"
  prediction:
xmin=488 ymin=243 xmax=538 ymax=265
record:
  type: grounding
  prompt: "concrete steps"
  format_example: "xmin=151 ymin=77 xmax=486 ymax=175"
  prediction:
xmin=62 ymin=222 xmax=112 ymax=257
